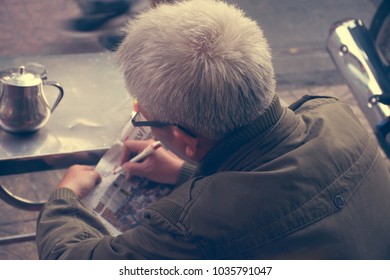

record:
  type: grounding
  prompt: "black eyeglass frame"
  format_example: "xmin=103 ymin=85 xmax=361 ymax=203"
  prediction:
xmin=131 ymin=111 xmax=197 ymax=138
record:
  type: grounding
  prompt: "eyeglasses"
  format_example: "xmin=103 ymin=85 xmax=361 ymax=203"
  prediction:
xmin=131 ymin=111 xmax=197 ymax=138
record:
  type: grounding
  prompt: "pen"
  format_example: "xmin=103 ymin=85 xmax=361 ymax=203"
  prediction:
xmin=113 ymin=141 xmax=162 ymax=174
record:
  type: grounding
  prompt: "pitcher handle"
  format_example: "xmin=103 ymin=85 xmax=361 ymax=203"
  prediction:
xmin=44 ymin=81 xmax=64 ymax=113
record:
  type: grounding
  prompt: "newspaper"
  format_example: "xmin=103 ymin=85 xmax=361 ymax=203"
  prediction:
xmin=82 ymin=117 xmax=175 ymax=236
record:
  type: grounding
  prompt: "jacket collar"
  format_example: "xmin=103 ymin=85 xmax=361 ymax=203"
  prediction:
xmin=195 ymin=95 xmax=285 ymax=176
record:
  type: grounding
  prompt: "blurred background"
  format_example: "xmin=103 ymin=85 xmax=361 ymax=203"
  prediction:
xmin=0 ymin=0 xmax=381 ymax=259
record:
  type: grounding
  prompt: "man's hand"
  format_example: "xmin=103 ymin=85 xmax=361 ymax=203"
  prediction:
xmin=120 ymin=139 xmax=185 ymax=185
xmin=57 ymin=165 xmax=101 ymax=199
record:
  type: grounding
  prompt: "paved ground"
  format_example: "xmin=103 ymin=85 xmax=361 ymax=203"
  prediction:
xmin=0 ymin=0 xmax=385 ymax=259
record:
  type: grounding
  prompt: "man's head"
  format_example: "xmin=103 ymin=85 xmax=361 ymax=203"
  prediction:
xmin=116 ymin=0 xmax=275 ymax=160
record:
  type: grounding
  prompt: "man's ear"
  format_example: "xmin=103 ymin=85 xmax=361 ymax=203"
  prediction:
xmin=172 ymin=127 xmax=198 ymax=159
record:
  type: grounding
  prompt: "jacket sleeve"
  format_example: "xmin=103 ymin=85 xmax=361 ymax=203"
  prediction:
xmin=36 ymin=188 xmax=202 ymax=259
xmin=176 ymin=162 xmax=197 ymax=186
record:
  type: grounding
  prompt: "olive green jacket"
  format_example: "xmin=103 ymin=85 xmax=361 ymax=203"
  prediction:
xmin=36 ymin=95 xmax=390 ymax=259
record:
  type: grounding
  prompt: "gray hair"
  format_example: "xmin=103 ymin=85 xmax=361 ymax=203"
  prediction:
xmin=115 ymin=0 xmax=276 ymax=139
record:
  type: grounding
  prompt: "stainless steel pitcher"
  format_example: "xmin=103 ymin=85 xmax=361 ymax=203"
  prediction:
xmin=0 ymin=65 xmax=64 ymax=133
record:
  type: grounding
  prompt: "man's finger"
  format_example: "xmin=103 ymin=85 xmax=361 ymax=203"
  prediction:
xmin=122 ymin=160 xmax=150 ymax=181
xmin=120 ymin=139 xmax=154 ymax=165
